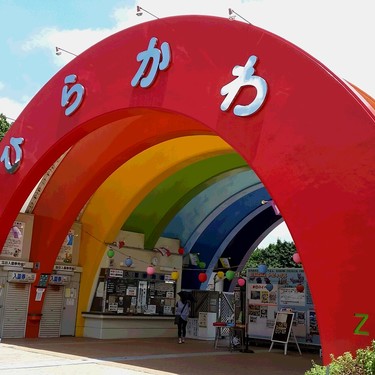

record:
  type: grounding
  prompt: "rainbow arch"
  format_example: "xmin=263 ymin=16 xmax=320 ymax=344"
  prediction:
xmin=0 ymin=15 xmax=375 ymax=363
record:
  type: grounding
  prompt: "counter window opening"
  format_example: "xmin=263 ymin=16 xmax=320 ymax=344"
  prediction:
xmin=90 ymin=268 xmax=176 ymax=316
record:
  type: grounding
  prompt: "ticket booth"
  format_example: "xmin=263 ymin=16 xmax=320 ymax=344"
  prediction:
xmin=39 ymin=270 xmax=81 ymax=337
xmin=0 ymin=270 xmax=36 ymax=338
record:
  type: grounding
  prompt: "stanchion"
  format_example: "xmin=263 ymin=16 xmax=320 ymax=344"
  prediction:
xmin=241 ymin=333 xmax=254 ymax=353
xmin=241 ymin=284 xmax=254 ymax=353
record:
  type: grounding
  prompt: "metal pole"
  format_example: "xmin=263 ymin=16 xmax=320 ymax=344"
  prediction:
xmin=242 ymin=270 xmax=254 ymax=353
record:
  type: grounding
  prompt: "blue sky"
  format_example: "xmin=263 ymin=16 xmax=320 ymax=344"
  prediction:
xmin=1 ymin=0 xmax=375 ymax=121
xmin=1 ymin=0 xmax=374 ymax=246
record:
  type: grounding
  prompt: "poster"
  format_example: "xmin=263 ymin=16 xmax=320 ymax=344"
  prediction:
xmin=199 ymin=312 xmax=207 ymax=327
xmin=309 ymin=310 xmax=319 ymax=335
xmin=145 ymin=305 xmax=156 ymax=314
xmin=56 ymin=229 xmax=74 ymax=263
xmin=279 ymin=287 xmax=305 ymax=306
xmin=248 ymin=284 xmax=278 ymax=305
xmin=2 ymin=221 xmax=24 ymax=258
xmin=126 ymin=286 xmax=137 ymax=296
xmin=163 ymin=305 xmax=172 ymax=315
xmin=248 ymin=304 xmax=278 ymax=337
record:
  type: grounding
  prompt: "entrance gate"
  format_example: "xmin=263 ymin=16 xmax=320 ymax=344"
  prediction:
xmin=0 ymin=15 xmax=374 ymax=363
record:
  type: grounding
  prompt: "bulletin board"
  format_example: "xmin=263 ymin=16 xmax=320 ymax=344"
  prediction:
xmin=246 ymin=268 xmax=320 ymax=346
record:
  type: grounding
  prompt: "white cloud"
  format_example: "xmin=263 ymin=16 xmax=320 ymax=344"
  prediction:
xmin=19 ymin=4 xmax=143 ymax=68
xmin=16 ymin=0 xmax=375 ymax=98
xmin=22 ymin=27 xmax=116 ymax=67
xmin=5 ymin=0 xmax=375 ymax=118
xmin=0 ymin=97 xmax=28 ymax=120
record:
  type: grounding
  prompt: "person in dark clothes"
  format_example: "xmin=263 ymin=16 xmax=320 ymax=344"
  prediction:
xmin=175 ymin=291 xmax=191 ymax=343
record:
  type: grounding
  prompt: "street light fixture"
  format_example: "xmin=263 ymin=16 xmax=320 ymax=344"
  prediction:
xmin=136 ymin=6 xmax=159 ymax=19
xmin=228 ymin=8 xmax=252 ymax=24
xmin=55 ymin=46 xmax=78 ymax=57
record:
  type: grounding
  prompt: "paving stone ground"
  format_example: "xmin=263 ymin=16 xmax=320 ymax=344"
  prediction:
xmin=0 ymin=337 xmax=322 ymax=375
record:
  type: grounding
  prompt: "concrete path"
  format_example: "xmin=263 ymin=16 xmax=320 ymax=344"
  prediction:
xmin=0 ymin=337 xmax=322 ymax=375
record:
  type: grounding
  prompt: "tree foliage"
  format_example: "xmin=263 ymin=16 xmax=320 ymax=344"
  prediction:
xmin=0 ymin=113 xmax=11 ymax=141
xmin=243 ymin=239 xmax=301 ymax=270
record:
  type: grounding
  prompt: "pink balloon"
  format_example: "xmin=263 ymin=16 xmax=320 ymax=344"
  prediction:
xmin=146 ymin=266 xmax=155 ymax=275
xmin=292 ymin=253 xmax=301 ymax=264
xmin=238 ymin=278 xmax=246 ymax=287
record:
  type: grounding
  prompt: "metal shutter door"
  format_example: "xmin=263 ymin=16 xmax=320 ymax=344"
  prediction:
xmin=2 ymin=283 xmax=30 ymax=338
xmin=39 ymin=285 xmax=64 ymax=337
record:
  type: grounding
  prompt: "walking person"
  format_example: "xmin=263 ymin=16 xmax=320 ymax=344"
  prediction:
xmin=175 ymin=291 xmax=191 ymax=344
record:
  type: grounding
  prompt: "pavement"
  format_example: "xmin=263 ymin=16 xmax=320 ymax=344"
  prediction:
xmin=0 ymin=337 xmax=323 ymax=375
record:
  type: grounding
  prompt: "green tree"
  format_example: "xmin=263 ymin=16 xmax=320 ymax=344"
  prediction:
xmin=243 ymin=239 xmax=301 ymax=272
xmin=0 ymin=113 xmax=12 ymax=141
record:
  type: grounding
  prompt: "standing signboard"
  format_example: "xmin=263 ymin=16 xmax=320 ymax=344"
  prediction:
xmin=269 ymin=310 xmax=301 ymax=355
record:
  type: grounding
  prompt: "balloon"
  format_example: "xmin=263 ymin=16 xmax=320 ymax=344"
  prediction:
xmin=296 ymin=284 xmax=304 ymax=293
xmin=265 ymin=284 xmax=274 ymax=292
xmin=258 ymin=264 xmax=268 ymax=274
xmin=171 ymin=271 xmax=179 ymax=280
xmin=226 ymin=270 xmax=235 ymax=280
xmin=198 ymin=273 xmax=207 ymax=283
xmin=198 ymin=261 xmax=206 ymax=269
xmin=293 ymin=253 xmax=301 ymax=264
xmin=217 ymin=271 xmax=225 ymax=279
xmin=124 ymin=257 xmax=133 ymax=267
xmin=178 ymin=247 xmax=184 ymax=255
xmin=107 ymin=249 xmax=115 ymax=258
xmin=146 ymin=266 xmax=155 ymax=275
xmin=118 ymin=241 xmax=125 ymax=249
xmin=237 ymin=278 xmax=245 ymax=287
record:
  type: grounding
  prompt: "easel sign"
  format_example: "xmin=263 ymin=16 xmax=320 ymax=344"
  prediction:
xmin=269 ymin=310 xmax=301 ymax=355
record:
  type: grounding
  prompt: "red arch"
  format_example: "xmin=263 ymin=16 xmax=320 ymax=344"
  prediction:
xmin=1 ymin=16 xmax=375 ymax=362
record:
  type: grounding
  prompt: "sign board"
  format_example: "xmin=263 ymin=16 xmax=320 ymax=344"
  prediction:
xmin=271 ymin=311 xmax=294 ymax=344
xmin=0 ymin=260 xmax=26 ymax=267
xmin=269 ymin=310 xmax=301 ymax=355
xmin=7 ymin=271 xmax=36 ymax=283
xmin=108 ymin=268 xmax=124 ymax=278
xmin=49 ymin=274 xmax=70 ymax=285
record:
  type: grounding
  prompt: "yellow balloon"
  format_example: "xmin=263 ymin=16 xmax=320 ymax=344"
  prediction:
xmin=217 ymin=271 xmax=225 ymax=279
xmin=171 ymin=271 xmax=179 ymax=280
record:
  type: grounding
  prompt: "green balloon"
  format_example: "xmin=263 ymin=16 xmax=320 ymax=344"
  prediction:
xmin=226 ymin=270 xmax=235 ymax=280
xmin=107 ymin=249 xmax=115 ymax=258
xmin=198 ymin=261 xmax=206 ymax=269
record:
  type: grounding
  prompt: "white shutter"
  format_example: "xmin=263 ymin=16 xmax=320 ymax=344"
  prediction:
xmin=39 ymin=285 xmax=64 ymax=337
xmin=2 ymin=283 xmax=30 ymax=338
